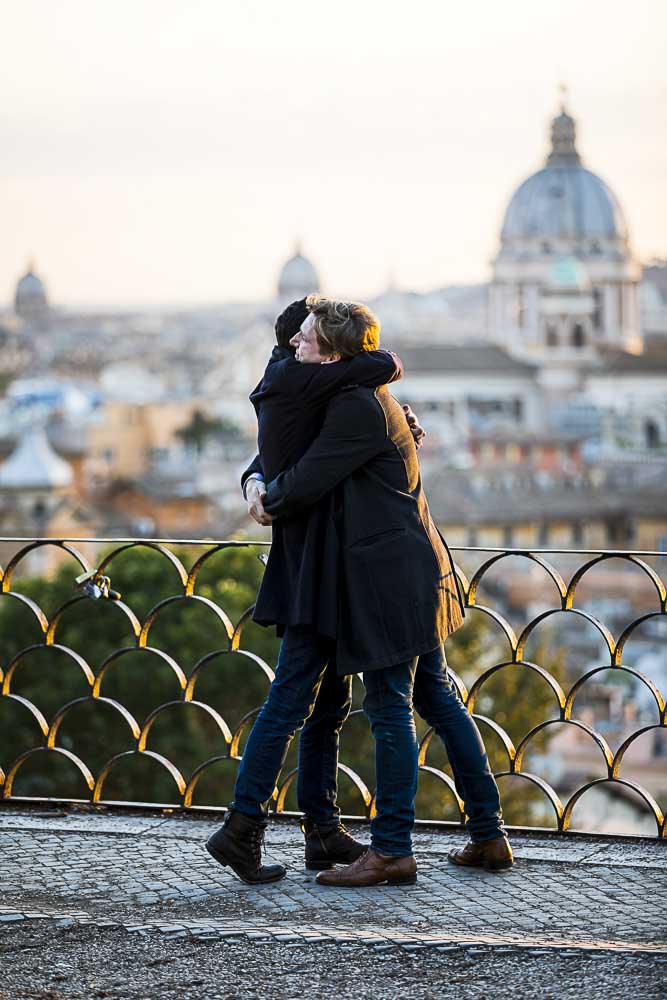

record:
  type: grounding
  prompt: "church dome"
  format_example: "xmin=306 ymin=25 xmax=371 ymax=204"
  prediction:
xmin=0 ymin=427 xmax=73 ymax=490
xmin=500 ymin=108 xmax=628 ymax=243
xmin=277 ymin=244 xmax=320 ymax=298
xmin=16 ymin=268 xmax=47 ymax=306
xmin=548 ymin=255 xmax=591 ymax=290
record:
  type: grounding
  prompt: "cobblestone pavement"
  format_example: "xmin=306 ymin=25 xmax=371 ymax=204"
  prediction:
xmin=1 ymin=806 xmax=665 ymax=958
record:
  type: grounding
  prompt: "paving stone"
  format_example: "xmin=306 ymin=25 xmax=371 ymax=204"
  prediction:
xmin=1 ymin=806 xmax=666 ymax=957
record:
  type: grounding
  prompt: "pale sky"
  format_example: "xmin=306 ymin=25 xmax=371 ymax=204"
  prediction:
xmin=1 ymin=0 xmax=666 ymax=308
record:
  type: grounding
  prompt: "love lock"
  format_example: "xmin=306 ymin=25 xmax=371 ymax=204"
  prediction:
xmin=74 ymin=569 xmax=122 ymax=601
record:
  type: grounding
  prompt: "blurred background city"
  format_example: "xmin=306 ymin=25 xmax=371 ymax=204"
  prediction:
xmin=0 ymin=1 xmax=665 ymax=834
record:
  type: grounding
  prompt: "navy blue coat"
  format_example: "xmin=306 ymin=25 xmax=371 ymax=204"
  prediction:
xmin=243 ymin=347 xmax=402 ymax=639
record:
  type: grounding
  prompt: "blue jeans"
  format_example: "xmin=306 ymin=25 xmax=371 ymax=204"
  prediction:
xmin=364 ymin=645 xmax=505 ymax=856
xmin=232 ymin=626 xmax=351 ymax=824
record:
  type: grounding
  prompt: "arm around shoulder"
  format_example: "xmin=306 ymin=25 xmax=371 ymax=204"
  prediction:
xmin=264 ymin=390 xmax=386 ymax=517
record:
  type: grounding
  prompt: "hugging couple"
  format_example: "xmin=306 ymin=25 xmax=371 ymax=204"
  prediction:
xmin=205 ymin=295 xmax=513 ymax=887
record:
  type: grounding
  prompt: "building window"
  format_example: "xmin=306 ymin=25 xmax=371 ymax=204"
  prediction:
xmin=503 ymin=526 xmax=513 ymax=548
xmin=541 ymin=242 xmax=552 ymax=255
xmin=606 ymin=521 xmax=621 ymax=546
xmin=572 ymin=522 xmax=583 ymax=546
xmin=538 ymin=522 xmax=549 ymax=546
xmin=517 ymin=285 xmax=525 ymax=328
xmin=467 ymin=528 xmax=478 ymax=547
xmin=645 ymin=420 xmax=661 ymax=450
xmin=546 ymin=325 xmax=558 ymax=347
xmin=572 ymin=323 xmax=585 ymax=348
xmin=593 ymin=287 xmax=602 ymax=330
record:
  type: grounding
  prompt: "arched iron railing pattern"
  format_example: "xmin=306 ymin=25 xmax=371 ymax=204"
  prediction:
xmin=0 ymin=538 xmax=665 ymax=838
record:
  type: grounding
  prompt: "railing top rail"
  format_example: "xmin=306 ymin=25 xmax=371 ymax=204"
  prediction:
xmin=0 ymin=537 xmax=666 ymax=557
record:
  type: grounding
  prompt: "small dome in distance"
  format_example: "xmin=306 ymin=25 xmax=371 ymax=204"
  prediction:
xmin=277 ymin=242 xmax=320 ymax=299
xmin=15 ymin=261 xmax=49 ymax=323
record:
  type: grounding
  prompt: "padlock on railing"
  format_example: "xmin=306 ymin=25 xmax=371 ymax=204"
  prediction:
xmin=74 ymin=569 xmax=121 ymax=601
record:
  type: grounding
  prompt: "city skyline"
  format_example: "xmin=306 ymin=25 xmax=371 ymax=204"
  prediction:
xmin=2 ymin=0 xmax=666 ymax=308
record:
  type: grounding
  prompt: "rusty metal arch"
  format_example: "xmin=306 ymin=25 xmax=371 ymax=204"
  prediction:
xmin=515 ymin=607 xmax=615 ymax=664
xmin=0 ymin=693 xmax=49 ymax=737
xmin=185 ymin=541 xmax=265 ymax=595
xmin=97 ymin=541 xmax=188 ymax=588
xmin=494 ymin=771 xmax=564 ymax=827
xmin=565 ymin=664 xmax=665 ymax=722
xmin=514 ymin=718 xmax=614 ymax=775
xmin=417 ymin=765 xmax=465 ymax=821
xmin=93 ymin=646 xmax=187 ymax=698
xmin=1 ymin=541 xmax=90 ymax=593
xmin=93 ymin=749 xmax=186 ymax=803
xmin=230 ymin=605 xmax=263 ymax=651
xmin=614 ymin=611 xmax=667 ymax=667
xmin=470 ymin=714 xmax=517 ymax=768
xmin=183 ymin=754 xmax=242 ymax=807
xmin=138 ymin=700 xmax=232 ymax=752
xmin=47 ymin=595 xmax=141 ymax=646
xmin=452 ymin=561 xmax=470 ymax=603
xmin=612 ymin=725 xmax=667 ymax=776
xmin=565 ymin=553 xmax=666 ymax=611
xmin=47 ymin=695 xmax=141 ymax=747
xmin=446 ymin=665 xmax=468 ymax=703
xmin=276 ymin=762 xmax=372 ymax=816
xmin=186 ymin=647 xmax=274 ymax=701
xmin=466 ymin=659 xmax=566 ymax=714
xmin=458 ymin=603 xmax=518 ymax=657
xmin=562 ymin=777 xmax=664 ymax=835
xmin=0 ymin=591 xmax=49 ymax=636
xmin=3 ymin=746 xmax=95 ymax=799
xmin=230 ymin=707 xmax=263 ymax=758
xmin=2 ymin=642 xmax=95 ymax=694
xmin=139 ymin=594 xmax=234 ymax=648
xmin=467 ymin=551 xmax=567 ymax=608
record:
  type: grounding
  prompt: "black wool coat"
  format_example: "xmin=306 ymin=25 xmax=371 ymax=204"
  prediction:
xmin=243 ymin=347 xmax=402 ymax=639
xmin=264 ymin=386 xmax=464 ymax=674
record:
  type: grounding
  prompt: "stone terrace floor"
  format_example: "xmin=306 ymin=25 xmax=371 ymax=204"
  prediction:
xmin=1 ymin=806 xmax=666 ymax=999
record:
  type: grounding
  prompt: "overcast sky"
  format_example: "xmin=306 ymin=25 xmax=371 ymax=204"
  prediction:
xmin=1 ymin=0 xmax=666 ymax=307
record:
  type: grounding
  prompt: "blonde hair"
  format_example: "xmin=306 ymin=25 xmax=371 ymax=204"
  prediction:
xmin=306 ymin=295 xmax=381 ymax=358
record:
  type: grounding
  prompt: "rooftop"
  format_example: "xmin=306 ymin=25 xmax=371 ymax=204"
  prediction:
xmin=394 ymin=344 xmax=538 ymax=374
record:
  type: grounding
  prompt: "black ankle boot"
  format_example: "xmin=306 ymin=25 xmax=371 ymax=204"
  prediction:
xmin=206 ymin=810 xmax=287 ymax=885
xmin=302 ymin=817 xmax=367 ymax=871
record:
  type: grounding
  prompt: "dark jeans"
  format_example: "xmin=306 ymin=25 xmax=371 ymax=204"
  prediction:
xmin=364 ymin=645 xmax=505 ymax=857
xmin=232 ymin=626 xmax=351 ymax=824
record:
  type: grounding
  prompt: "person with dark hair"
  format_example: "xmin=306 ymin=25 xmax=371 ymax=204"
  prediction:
xmin=205 ymin=297 xmax=409 ymax=884
xmin=236 ymin=299 xmax=512 ymax=887
xmin=273 ymin=296 xmax=309 ymax=348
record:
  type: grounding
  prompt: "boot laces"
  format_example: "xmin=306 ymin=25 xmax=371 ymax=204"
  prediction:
xmin=248 ymin=823 xmax=266 ymax=859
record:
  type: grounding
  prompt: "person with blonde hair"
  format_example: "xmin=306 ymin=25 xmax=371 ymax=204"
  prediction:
xmin=206 ymin=295 xmax=408 ymax=884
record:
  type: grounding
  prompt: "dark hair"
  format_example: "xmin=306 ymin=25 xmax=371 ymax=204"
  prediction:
xmin=275 ymin=298 xmax=309 ymax=348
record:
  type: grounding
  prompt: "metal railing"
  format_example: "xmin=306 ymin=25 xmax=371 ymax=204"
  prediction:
xmin=0 ymin=537 xmax=665 ymax=838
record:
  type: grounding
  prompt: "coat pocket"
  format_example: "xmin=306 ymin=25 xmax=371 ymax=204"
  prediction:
xmin=350 ymin=527 xmax=407 ymax=549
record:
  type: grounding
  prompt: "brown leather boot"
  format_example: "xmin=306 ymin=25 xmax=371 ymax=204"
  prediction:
xmin=316 ymin=848 xmax=417 ymax=887
xmin=448 ymin=836 xmax=514 ymax=872
xmin=302 ymin=817 xmax=367 ymax=871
